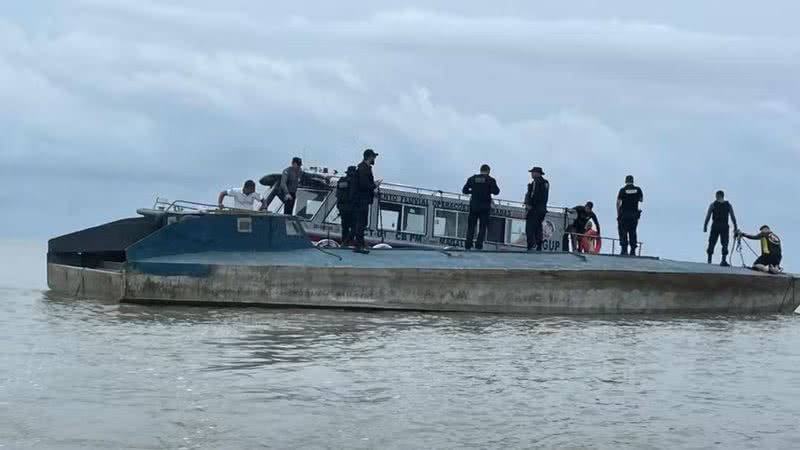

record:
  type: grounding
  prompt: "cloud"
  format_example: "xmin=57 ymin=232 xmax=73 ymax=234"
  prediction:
xmin=72 ymin=3 xmax=800 ymax=93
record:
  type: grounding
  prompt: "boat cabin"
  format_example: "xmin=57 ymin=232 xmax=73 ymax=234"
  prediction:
xmin=259 ymin=167 xmax=573 ymax=251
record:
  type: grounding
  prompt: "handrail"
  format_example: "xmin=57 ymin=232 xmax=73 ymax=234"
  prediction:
xmin=153 ymin=198 xmax=260 ymax=214
xmin=380 ymin=181 xmax=568 ymax=210
xmin=567 ymin=231 xmax=644 ymax=256
xmin=154 ymin=198 xmax=219 ymax=212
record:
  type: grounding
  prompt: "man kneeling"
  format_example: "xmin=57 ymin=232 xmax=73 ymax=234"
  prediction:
xmin=738 ymin=226 xmax=783 ymax=274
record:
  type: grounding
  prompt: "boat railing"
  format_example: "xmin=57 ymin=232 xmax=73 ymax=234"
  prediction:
xmin=153 ymin=198 xmax=260 ymax=214
xmin=378 ymin=181 xmax=569 ymax=214
xmin=567 ymin=231 xmax=644 ymax=256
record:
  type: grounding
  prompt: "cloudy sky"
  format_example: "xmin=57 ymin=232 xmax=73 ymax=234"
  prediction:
xmin=1 ymin=0 xmax=798 ymax=276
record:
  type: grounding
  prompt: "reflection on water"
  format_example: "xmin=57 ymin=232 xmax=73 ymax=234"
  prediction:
xmin=2 ymin=288 xmax=800 ymax=449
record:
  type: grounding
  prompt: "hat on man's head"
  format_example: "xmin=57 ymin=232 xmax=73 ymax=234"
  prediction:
xmin=292 ymin=156 xmax=303 ymax=166
xmin=625 ymin=175 xmax=635 ymax=183
xmin=760 ymin=225 xmax=771 ymax=232
xmin=528 ymin=166 xmax=545 ymax=175
xmin=363 ymin=148 xmax=379 ymax=159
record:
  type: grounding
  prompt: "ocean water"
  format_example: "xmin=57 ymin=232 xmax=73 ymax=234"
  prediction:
xmin=2 ymin=285 xmax=800 ymax=449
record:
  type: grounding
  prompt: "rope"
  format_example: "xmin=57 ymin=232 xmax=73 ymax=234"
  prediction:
xmin=778 ymin=278 xmax=794 ymax=313
xmin=741 ymin=238 xmax=759 ymax=258
xmin=314 ymin=245 xmax=343 ymax=261
xmin=733 ymin=234 xmax=747 ymax=268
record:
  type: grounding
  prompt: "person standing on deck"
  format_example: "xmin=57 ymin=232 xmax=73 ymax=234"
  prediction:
xmin=704 ymin=190 xmax=738 ymax=266
xmin=617 ymin=175 xmax=643 ymax=256
xmin=264 ymin=157 xmax=303 ymax=215
xmin=217 ymin=179 xmax=264 ymax=210
xmin=336 ymin=166 xmax=358 ymax=246
xmin=525 ymin=166 xmax=549 ymax=251
xmin=352 ymin=149 xmax=380 ymax=254
xmin=462 ymin=164 xmax=500 ymax=251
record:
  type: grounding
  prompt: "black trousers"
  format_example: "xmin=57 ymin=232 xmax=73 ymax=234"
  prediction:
xmin=353 ymin=205 xmax=370 ymax=248
xmin=339 ymin=206 xmax=354 ymax=244
xmin=265 ymin=188 xmax=296 ymax=215
xmin=707 ymin=226 xmax=730 ymax=256
xmin=618 ymin=216 xmax=639 ymax=254
xmin=526 ymin=208 xmax=547 ymax=250
xmin=281 ymin=197 xmax=296 ymax=215
xmin=465 ymin=209 xmax=490 ymax=250
xmin=754 ymin=254 xmax=782 ymax=267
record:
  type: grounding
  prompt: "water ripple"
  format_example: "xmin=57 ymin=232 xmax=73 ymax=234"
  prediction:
xmin=1 ymin=289 xmax=800 ymax=449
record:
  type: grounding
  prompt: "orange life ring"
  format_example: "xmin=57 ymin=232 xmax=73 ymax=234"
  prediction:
xmin=580 ymin=230 xmax=602 ymax=254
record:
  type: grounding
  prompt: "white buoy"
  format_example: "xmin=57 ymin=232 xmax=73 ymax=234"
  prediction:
xmin=315 ymin=239 xmax=340 ymax=248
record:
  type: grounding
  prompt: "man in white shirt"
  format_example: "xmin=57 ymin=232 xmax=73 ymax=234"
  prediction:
xmin=217 ymin=180 xmax=264 ymax=210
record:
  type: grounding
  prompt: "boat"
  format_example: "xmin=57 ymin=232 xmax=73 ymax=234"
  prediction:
xmin=47 ymin=208 xmax=799 ymax=314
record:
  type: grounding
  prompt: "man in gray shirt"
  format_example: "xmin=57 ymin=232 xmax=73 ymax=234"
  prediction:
xmin=264 ymin=157 xmax=303 ymax=215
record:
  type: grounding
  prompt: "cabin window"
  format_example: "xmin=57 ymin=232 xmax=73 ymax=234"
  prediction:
xmin=402 ymin=206 xmax=426 ymax=235
xmin=507 ymin=219 xmax=527 ymax=246
xmin=434 ymin=210 xmax=457 ymax=237
xmin=457 ymin=212 xmax=469 ymax=237
xmin=433 ymin=209 xmax=469 ymax=239
xmin=294 ymin=190 xmax=327 ymax=220
xmin=378 ymin=202 xmax=402 ymax=231
xmin=486 ymin=216 xmax=506 ymax=243
xmin=324 ymin=206 xmax=342 ymax=225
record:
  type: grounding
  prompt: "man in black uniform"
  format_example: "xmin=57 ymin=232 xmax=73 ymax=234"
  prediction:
xmin=616 ymin=175 xmax=643 ymax=256
xmin=353 ymin=149 xmax=379 ymax=254
xmin=462 ymin=164 xmax=500 ymax=250
xmin=525 ymin=166 xmax=550 ymax=251
xmin=336 ymin=166 xmax=358 ymax=246
xmin=738 ymin=226 xmax=782 ymax=273
xmin=703 ymin=190 xmax=738 ymax=266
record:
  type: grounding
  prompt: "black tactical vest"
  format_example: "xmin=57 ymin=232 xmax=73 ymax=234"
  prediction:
xmin=336 ymin=177 xmax=354 ymax=206
xmin=711 ymin=201 xmax=731 ymax=227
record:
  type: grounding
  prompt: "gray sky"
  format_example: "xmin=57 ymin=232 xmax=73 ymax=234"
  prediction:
xmin=1 ymin=0 xmax=798 ymax=270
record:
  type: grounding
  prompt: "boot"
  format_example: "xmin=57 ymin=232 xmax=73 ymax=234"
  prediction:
xmin=720 ymin=256 xmax=729 ymax=267
xmin=707 ymin=254 xmax=713 ymax=264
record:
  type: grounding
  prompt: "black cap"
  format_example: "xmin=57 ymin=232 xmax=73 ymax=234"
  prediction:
xmin=363 ymin=148 xmax=379 ymax=159
xmin=760 ymin=225 xmax=770 ymax=231
xmin=346 ymin=165 xmax=357 ymax=174
xmin=292 ymin=157 xmax=303 ymax=166
xmin=529 ymin=166 xmax=545 ymax=175
xmin=480 ymin=164 xmax=490 ymax=172
xmin=625 ymin=175 xmax=634 ymax=183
